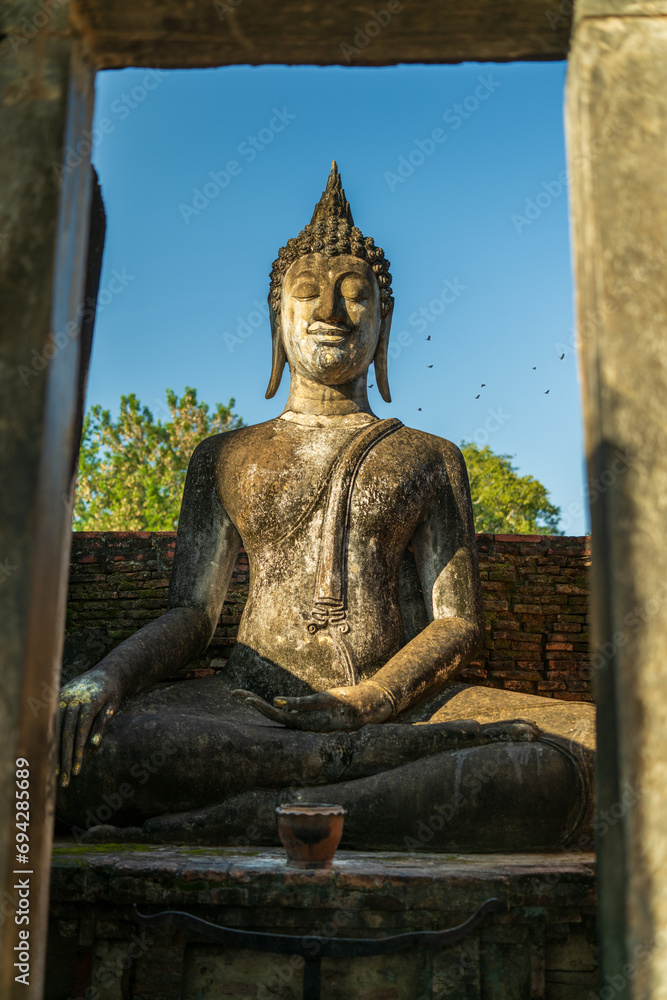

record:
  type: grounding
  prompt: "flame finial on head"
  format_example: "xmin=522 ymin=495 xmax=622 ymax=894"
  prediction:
xmin=310 ymin=161 xmax=355 ymax=227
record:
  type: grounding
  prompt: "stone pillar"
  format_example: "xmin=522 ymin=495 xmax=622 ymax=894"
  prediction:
xmin=566 ymin=3 xmax=667 ymax=994
xmin=0 ymin=5 xmax=95 ymax=997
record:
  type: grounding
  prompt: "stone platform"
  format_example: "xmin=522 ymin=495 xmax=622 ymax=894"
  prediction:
xmin=46 ymin=843 xmax=597 ymax=1000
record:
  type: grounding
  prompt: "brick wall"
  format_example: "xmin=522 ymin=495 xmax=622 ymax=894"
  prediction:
xmin=465 ymin=534 xmax=591 ymax=701
xmin=65 ymin=532 xmax=592 ymax=701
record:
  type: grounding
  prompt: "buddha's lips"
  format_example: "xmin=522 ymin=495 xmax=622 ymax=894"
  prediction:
xmin=308 ymin=323 xmax=352 ymax=343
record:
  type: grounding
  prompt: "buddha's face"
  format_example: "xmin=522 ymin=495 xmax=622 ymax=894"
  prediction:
xmin=279 ymin=253 xmax=382 ymax=385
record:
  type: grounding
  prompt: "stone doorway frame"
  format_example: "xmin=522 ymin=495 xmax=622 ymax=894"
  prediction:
xmin=3 ymin=1 xmax=665 ymax=996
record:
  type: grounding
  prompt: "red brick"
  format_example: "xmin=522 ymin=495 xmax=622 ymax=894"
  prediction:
xmin=554 ymin=692 xmax=593 ymax=702
xmin=460 ymin=668 xmax=488 ymax=682
xmin=513 ymin=668 xmax=542 ymax=680
xmin=494 ymin=534 xmax=542 ymax=543
xmin=504 ymin=680 xmax=535 ymax=693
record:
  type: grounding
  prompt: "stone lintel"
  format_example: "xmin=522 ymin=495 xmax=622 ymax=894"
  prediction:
xmin=68 ymin=0 xmax=572 ymax=70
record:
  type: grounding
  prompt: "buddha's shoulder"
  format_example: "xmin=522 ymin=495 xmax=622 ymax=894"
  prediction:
xmin=189 ymin=419 xmax=465 ymax=480
xmin=395 ymin=424 xmax=466 ymax=469
xmin=187 ymin=418 xmax=289 ymax=463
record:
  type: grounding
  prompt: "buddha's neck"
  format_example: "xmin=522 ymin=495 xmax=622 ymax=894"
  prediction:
xmin=284 ymin=372 xmax=373 ymax=416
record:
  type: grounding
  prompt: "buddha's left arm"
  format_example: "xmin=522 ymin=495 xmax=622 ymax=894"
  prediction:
xmin=363 ymin=441 xmax=484 ymax=716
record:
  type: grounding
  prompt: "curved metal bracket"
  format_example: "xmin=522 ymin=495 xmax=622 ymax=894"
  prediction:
xmin=133 ymin=896 xmax=504 ymax=999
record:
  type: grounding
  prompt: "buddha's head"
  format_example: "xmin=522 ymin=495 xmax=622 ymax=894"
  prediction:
xmin=266 ymin=162 xmax=394 ymax=402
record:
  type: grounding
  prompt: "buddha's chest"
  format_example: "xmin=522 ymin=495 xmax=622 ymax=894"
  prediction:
xmin=218 ymin=422 xmax=436 ymax=552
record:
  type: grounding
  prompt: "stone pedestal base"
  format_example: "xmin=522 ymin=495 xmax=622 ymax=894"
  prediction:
xmin=47 ymin=843 xmax=597 ymax=999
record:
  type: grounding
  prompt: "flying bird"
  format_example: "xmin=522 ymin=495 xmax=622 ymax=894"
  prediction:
xmin=532 ymin=366 xmax=537 ymax=370
xmin=475 ymin=394 xmax=480 ymax=399
xmin=426 ymin=335 xmax=431 ymax=341
xmin=427 ymin=365 xmax=433 ymax=368
xmin=560 ymin=353 xmax=565 ymax=360
xmin=418 ymin=407 xmax=422 ymax=411
xmin=368 ymin=383 xmax=374 ymax=388
xmin=545 ymin=389 xmax=550 ymax=394
xmin=481 ymin=383 xmax=486 ymax=387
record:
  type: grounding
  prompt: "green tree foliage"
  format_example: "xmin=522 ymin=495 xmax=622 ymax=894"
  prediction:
xmin=74 ymin=388 xmax=243 ymax=531
xmin=460 ymin=441 xmax=562 ymax=535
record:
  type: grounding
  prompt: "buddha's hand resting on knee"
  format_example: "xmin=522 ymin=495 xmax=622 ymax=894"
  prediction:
xmin=232 ymin=682 xmax=394 ymax=732
xmin=57 ymin=668 xmax=125 ymax=787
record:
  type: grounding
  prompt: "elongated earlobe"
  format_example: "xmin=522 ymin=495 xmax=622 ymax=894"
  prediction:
xmin=265 ymin=306 xmax=287 ymax=399
xmin=373 ymin=301 xmax=393 ymax=403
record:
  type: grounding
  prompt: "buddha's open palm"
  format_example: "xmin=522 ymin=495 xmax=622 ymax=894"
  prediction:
xmin=58 ymin=669 xmax=125 ymax=786
xmin=232 ymin=683 xmax=393 ymax=732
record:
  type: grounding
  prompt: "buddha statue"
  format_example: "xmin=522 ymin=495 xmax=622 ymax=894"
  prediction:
xmin=56 ymin=163 xmax=595 ymax=852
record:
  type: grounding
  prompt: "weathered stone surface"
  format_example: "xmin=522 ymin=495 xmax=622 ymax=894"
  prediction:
xmin=567 ymin=7 xmax=667 ymax=994
xmin=424 ymin=684 xmax=596 ymax=754
xmin=0 ymin=5 xmax=95 ymax=996
xmin=47 ymin=845 xmax=597 ymax=999
xmin=49 ymin=845 xmax=596 ymax=922
xmin=68 ymin=0 xmax=572 ymax=70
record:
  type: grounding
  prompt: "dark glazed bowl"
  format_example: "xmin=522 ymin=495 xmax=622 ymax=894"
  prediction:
xmin=276 ymin=803 xmax=346 ymax=869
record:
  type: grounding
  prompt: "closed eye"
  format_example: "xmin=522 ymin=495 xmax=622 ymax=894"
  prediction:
xmin=340 ymin=276 xmax=371 ymax=302
xmin=291 ymin=281 xmax=320 ymax=300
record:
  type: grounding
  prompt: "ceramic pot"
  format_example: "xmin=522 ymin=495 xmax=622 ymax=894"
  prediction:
xmin=276 ymin=803 xmax=346 ymax=869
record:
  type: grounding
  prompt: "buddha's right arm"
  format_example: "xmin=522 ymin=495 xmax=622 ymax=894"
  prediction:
xmin=68 ymin=606 xmax=224 ymax=700
xmin=58 ymin=437 xmax=241 ymax=784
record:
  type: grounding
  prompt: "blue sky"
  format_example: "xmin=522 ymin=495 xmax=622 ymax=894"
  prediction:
xmin=89 ymin=61 xmax=587 ymax=534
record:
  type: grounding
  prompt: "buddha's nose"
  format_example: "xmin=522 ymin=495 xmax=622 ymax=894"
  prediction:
xmin=314 ymin=284 xmax=347 ymax=326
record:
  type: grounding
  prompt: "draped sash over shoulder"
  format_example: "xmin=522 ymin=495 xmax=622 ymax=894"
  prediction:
xmin=306 ymin=417 xmax=403 ymax=636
